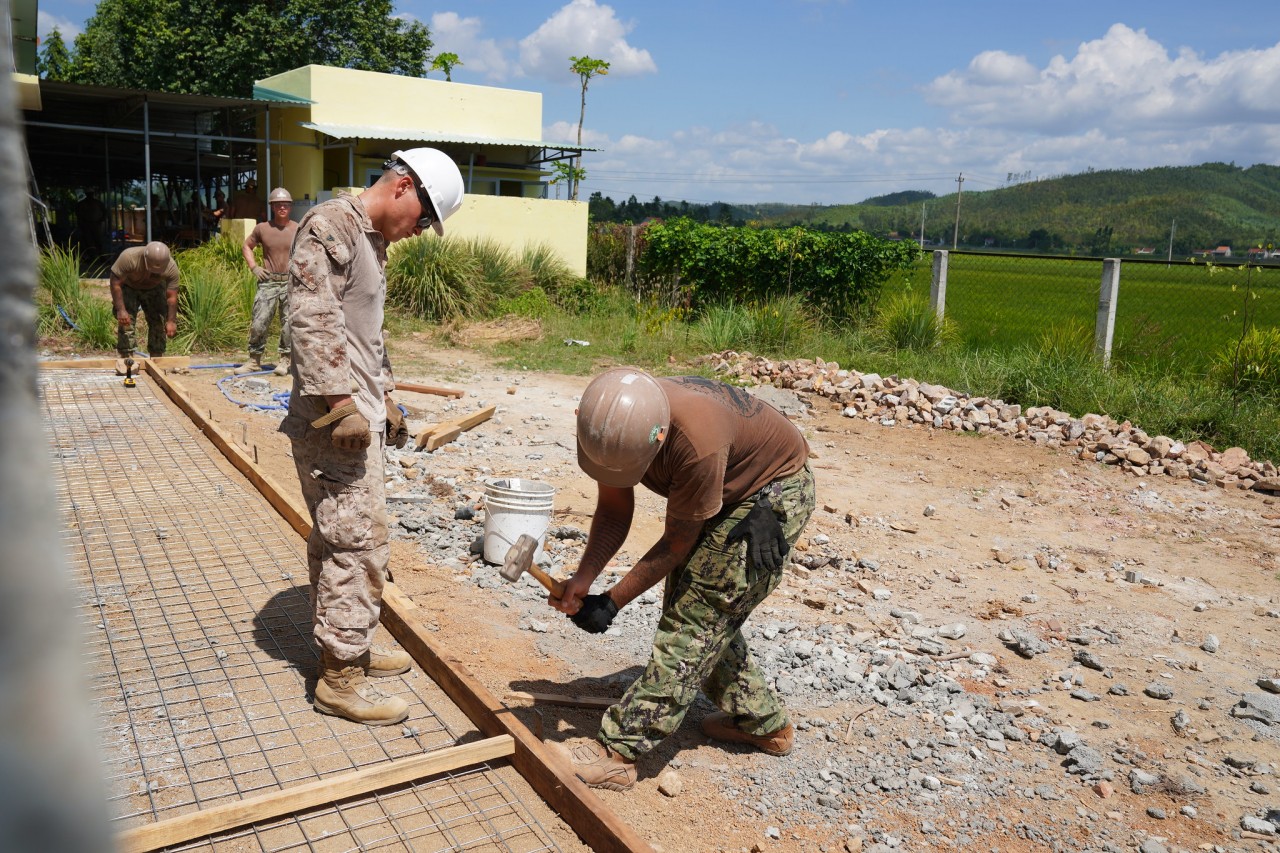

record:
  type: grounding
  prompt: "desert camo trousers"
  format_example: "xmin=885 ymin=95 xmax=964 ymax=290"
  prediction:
xmin=247 ymin=276 xmax=291 ymax=357
xmin=290 ymin=429 xmax=388 ymax=661
xmin=599 ymin=462 xmax=816 ymax=760
xmin=115 ymin=285 xmax=169 ymax=358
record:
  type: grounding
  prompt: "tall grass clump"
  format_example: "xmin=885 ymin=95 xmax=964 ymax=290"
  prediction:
xmin=696 ymin=303 xmax=754 ymax=351
xmin=171 ymin=264 xmax=245 ymax=353
xmin=176 ymin=235 xmax=256 ymax=322
xmin=38 ymin=244 xmax=84 ymax=323
xmin=521 ymin=243 xmax=578 ymax=296
xmin=750 ymin=294 xmax=818 ymax=354
xmin=873 ymin=291 xmax=955 ymax=351
xmin=74 ymin=296 xmax=119 ymax=350
xmin=1212 ymin=325 xmax=1280 ymax=398
xmin=387 ymin=236 xmax=480 ymax=320
xmin=1036 ymin=318 xmax=1094 ymax=361
xmin=468 ymin=237 xmax=529 ymax=308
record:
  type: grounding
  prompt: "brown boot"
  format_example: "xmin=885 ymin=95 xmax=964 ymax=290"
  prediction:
xmin=366 ymin=644 xmax=411 ymax=677
xmin=233 ymin=355 xmax=262 ymax=375
xmin=700 ymin=711 xmax=795 ymax=756
xmin=315 ymin=650 xmax=409 ymax=726
xmin=551 ymin=739 xmax=636 ymax=791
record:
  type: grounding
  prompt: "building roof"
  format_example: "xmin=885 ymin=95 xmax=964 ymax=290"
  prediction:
xmin=299 ymin=121 xmax=597 ymax=153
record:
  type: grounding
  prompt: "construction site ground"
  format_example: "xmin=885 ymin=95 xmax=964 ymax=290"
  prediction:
xmin=48 ymin=333 xmax=1280 ymax=853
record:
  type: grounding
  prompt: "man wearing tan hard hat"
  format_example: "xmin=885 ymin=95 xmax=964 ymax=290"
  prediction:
xmin=236 ymin=188 xmax=298 ymax=376
xmin=109 ymin=240 xmax=180 ymax=375
xmin=549 ymin=369 xmax=816 ymax=791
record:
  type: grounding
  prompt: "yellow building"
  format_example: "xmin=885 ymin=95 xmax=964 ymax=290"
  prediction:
xmin=253 ymin=65 xmax=589 ymax=275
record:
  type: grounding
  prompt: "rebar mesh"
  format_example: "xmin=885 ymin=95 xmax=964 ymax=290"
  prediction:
xmin=42 ymin=370 xmax=556 ymax=852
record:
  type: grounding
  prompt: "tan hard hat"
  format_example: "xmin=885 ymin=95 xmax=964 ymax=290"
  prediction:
xmin=143 ymin=241 xmax=171 ymax=272
xmin=575 ymin=367 xmax=670 ymax=488
xmin=268 ymin=187 xmax=293 ymax=204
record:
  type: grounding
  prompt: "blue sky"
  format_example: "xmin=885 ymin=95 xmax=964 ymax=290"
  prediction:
xmin=37 ymin=0 xmax=1280 ymax=205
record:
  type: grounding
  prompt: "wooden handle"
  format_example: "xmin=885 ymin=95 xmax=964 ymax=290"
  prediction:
xmin=524 ymin=563 xmax=565 ymax=598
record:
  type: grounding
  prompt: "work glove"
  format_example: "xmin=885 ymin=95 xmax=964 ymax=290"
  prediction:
xmin=253 ymin=266 xmax=271 ymax=283
xmin=324 ymin=408 xmax=371 ymax=451
xmin=570 ymin=593 xmax=619 ymax=634
xmin=384 ymin=395 xmax=409 ymax=449
xmin=725 ymin=495 xmax=789 ymax=574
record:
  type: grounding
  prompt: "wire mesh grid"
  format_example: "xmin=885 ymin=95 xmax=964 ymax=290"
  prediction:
xmin=41 ymin=371 xmax=557 ymax=852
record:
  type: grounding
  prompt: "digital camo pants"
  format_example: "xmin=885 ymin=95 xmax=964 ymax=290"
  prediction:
xmin=247 ymin=277 xmax=291 ymax=357
xmin=599 ymin=463 xmax=817 ymax=760
xmin=116 ymin=285 xmax=169 ymax=358
xmin=289 ymin=428 xmax=388 ymax=661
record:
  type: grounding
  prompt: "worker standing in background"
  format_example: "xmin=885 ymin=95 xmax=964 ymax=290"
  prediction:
xmin=110 ymin=241 xmax=179 ymax=375
xmin=236 ymin=188 xmax=298 ymax=376
xmin=227 ymin=178 xmax=263 ymax=221
xmin=278 ymin=148 xmax=464 ymax=726
xmin=550 ymin=369 xmax=815 ymax=790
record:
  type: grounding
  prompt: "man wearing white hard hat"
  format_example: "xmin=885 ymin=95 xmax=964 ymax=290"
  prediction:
xmin=236 ymin=187 xmax=299 ymax=376
xmin=278 ymin=148 xmax=464 ymax=726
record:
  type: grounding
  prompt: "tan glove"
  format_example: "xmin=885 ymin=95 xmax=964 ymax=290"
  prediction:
xmin=252 ymin=266 xmax=271 ymax=283
xmin=384 ymin=395 xmax=409 ymax=449
xmin=311 ymin=402 xmax=371 ymax=451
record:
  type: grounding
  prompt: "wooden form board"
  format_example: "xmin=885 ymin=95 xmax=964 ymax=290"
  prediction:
xmin=506 ymin=691 xmax=620 ymax=710
xmin=395 ymin=380 xmax=464 ymax=399
xmin=40 ymin=355 xmax=191 ymax=370
xmin=415 ymin=404 xmax=496 ymax=451
xmin=142 ymin=365 xmax=653 ymax=853
xmin=118 ymin=736 xmax=514 ymax=853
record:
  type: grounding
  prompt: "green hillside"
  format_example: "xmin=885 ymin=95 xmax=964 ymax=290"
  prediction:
xmin=757 ymin=162 xmax=1280 ymax=255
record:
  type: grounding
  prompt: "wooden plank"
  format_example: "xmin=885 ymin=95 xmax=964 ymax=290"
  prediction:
xmin=506 ymin=691 xmax=619 ymax=710
xmin=148 ymin=365 xmax=650 ymax=852
xmin=142 ymin=362 xmax=312 ymax=539
xmin=117 ymin=736 xmax=514 ymax=853
xmin=40 ymin=355 xmax=191 ymax=370
xmin=381 ymin=585 xmax=653 ymax=853
xmin=395 ymin=380 xmax=464 ymax=398
xmin=415 ymin=404 xmax=497 ymax=451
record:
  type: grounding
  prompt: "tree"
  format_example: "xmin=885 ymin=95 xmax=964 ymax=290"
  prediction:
xmin=429 ymin=51 xmax=462 ymax=81
xmin=37 ymin=28 xmax=73 ymax=80
xmin=568 ymin=55 xmax=609 ymax=201
xmin=69 ymin=0 xmax=431 ymax=97
xmin=549 ymin=160 xmax=585 ymax=199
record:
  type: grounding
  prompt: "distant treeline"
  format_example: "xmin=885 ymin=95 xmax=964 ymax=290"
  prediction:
xmin=588 ymin=162 xmax=1280 ymax=256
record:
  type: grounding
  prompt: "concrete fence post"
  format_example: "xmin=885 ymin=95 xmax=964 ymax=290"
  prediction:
xmin=930 ymin=250 xmax=948 ymax=321
xmin=1095 ymin=258 xmax=1121 ymax=368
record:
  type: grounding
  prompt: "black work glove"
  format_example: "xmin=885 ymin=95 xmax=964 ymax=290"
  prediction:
xmin=725 ymin=495 xmax=789 ymax=573
xmin=571 ymin=594 xmax=619 ymax=634
xmin=384 ymin=396 xmax=409 ymax=449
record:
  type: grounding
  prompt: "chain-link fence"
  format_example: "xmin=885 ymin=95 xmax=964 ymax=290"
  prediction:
xmin=925 ymin=250 xmax=1280 ymax=370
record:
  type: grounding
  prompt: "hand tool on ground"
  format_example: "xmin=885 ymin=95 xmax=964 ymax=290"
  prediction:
xmin=123 ymin=357 xmax=137 ymax=388
xmin=500 ymin=533 xmax=564 ymax=598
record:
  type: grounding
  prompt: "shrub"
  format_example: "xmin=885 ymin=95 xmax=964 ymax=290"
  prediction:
xmin=750 ymin=295 xmax=818 ymax=354
xmin=494 ymin=286 xmax=553 ymax=319
xmin=874 ymin=291 xmax=956 ymax=351
xmin=696 ymin=303 xmax=754 ymax=352
xmin=74 ymin=294 xmax=118 ymax=350
xmin=387 ymin=236 xmax=481 ymax=320
xmin=38 ymin=244 xmax=83 ymax=320
xmin=172 ymin=264 xmax=244 ymax=353
xmin=468 ymin=237 xmax=528 ymax=308
xmin=1213 ymin=325 xmax=1280 ymax=397
xmin=521 ymin=243 xmax=578 ymax=296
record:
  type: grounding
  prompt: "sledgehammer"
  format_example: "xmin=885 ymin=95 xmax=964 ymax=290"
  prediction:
xmin=500 ymin=534 xmax=565 ymax=598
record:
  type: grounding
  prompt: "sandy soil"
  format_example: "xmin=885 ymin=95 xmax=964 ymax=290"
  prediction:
xmin=161 ymin=336 xmax=1280 ymax=853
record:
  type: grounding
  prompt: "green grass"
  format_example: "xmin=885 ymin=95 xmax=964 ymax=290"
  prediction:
xmin=911 ymin=252 xmax=1280 ymax=371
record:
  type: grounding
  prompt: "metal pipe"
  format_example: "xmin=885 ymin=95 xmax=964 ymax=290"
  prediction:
xmin=25 ymin=120 xmax=313 ymax=146
xmin=143 ymin=97 xmax=151 ymax=242
xmin=264 ymin=106 xmax=271 ymax=202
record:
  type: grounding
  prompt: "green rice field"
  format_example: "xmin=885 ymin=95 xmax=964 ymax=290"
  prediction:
xmin=911 ymin=252 xmax=1280 ymax=371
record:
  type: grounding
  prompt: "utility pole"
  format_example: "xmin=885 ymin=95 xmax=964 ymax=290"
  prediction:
xmin=1167 ymin=218 xmax=1177 ymax=267
xmin=919 ymin=202 xmax=927 ymax=249
xmin=952 ymin=173 xmax=964 ymax=250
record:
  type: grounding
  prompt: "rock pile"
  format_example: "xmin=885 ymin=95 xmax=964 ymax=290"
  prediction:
xmin=698 ymin=351 xmax=1280 ymax=492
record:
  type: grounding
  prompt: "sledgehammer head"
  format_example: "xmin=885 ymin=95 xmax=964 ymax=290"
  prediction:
xmin=500 ymin=534 xmax=540 ymax=583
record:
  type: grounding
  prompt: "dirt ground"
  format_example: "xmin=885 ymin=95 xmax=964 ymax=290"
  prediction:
xmin=158 ymin=335 xmax=1280 ymax=853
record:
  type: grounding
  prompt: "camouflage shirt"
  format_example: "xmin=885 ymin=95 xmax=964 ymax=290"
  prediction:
xmin=286 ymin=191 xmax=395 ymax=432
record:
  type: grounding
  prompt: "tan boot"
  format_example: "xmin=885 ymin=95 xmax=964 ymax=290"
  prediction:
xmin=366 ymin=644 xmax=411 ymax=677
xmin=233 ymin=355 xmax=262 ymax=375
xmin=114 ymin=358 xmax=128 ymax=376
xmin=315 ymin=650 xmax=409 ymax=726
xmin=700 ymin=711 xmax=795 ymax=756
xmin=551 ymin=739 xmax=636 ymax=791
xmin=272 ymin=356 xmax=290 ymax=377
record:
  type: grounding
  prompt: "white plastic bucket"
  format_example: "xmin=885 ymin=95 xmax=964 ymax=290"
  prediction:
xmin=482 ymin=477 xmax=555 ymax=564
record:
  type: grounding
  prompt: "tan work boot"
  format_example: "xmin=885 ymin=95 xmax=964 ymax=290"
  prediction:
xmin=233 ymin=355 xmax=262 ymax=375
xmin=314 ymin=650 xmax=409 ymax=726
xmin=700 ymin=711 xmax=795 ymax=756
xmin=114 ymin=357 xmax=128 ymax=376
xmin=273 ymin=357 xmax=289 ymax=377
xmin=551 ymin=739 xmax=636 ymax=791
xmin=366 ymin=644 xmax=411 ymax=677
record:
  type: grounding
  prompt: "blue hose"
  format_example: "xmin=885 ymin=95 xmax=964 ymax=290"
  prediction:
xmin=191 ymin=363 xmax=244 ymax=370
xmin=56 ymin=304 xmax=79 ymax=331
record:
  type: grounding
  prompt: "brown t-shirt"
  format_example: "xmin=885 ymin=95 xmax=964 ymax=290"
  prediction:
xmin=110 ymin=246 xmax=179 ymax=291
xmin=640 ymin=376 xmax=809 ymax=521
xmin=250 ymin=220 xmax=299 ymax=274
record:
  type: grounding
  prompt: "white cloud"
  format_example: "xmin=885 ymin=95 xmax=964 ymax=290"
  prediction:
xmin=38 ymin=10 xmax=82 ymax=42
xmin=926 ymin=23 xmax=1280 ymax=133
xmin=519 ymin=0 xmax=657 ymax=80
xmin=430 ymin=12 xmax=513 ymax=82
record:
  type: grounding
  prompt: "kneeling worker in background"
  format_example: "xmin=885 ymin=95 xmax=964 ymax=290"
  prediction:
xmin=550 ymin=368 xmax=816 ymax=790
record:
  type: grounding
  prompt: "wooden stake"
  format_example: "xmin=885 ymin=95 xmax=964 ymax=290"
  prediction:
xmin=506 ymin=691 xmax=619 ymax=710
xmin=395 ymin=380 xmax=464 ymax=399
xmin=415 ymin=404 xmax=496 ymax=451
xmin=117 ymin=736 xmax=514 ymax=853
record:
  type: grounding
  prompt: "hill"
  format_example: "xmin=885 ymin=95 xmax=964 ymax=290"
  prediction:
xmin=755 ymin=162 xmax=1280 ymax=254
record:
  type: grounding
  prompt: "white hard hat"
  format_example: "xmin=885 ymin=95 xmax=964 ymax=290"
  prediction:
xmin=392 ymin=148 xmax=464 ymax=236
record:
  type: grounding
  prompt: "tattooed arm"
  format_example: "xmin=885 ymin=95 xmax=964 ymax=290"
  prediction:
xmin=551 ymin=484 xmax=634 ymax=614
